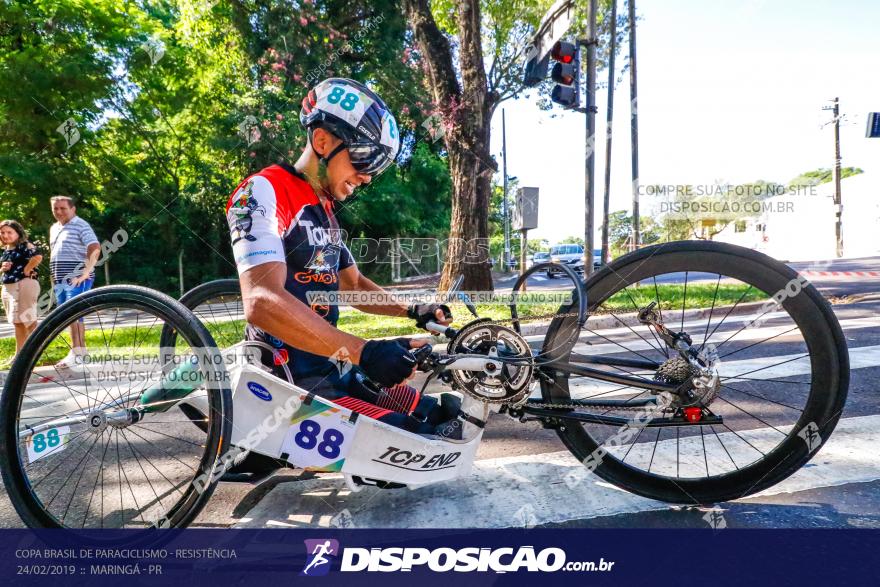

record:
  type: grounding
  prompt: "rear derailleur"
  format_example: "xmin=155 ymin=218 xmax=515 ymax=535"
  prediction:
xmin=639 ymin=302 xmax=722 ymax=424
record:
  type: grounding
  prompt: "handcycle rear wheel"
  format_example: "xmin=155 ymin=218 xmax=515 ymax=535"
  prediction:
xmin=0 ymin=286 xmax=233 ymax=529
xmin=161 ymin=278 xmax=244 ymax=351
xmin=541 ymin=241 xmax=848 ymax=504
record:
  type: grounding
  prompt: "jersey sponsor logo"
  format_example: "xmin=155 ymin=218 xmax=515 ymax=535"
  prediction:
xmin=305 ymin=243 xmax=343 ymax=271
xmin=299 ymin=219 xmax=344 ymax=246
xmin=306 ymin=247 xmax=334 ymax=271
xmin=294 ymin=270 xmax=338 ymax=285
xmin=247 ymin=381 xmax=272 ymax=401
xmin=236 ymin=249 xmax=279 ymax=263
xmin=295 ymin=244 xmax=342 ymax=285
xmin=229 ymin=181 xmax=266 ymax=245
xmin=310 ymin=301 xmax=330 ymax=318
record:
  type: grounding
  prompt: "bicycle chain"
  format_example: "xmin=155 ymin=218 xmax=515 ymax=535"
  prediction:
xmin=521 ymin=399 xmax=669 ymax=412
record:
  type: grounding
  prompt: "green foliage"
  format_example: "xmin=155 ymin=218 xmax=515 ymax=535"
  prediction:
xmin=607 ymin=209 xmax=662 ymax=257
xmin=788 ymin=167 xmax=863 ymax=187
xmin=337 ymin=142 xmax=453 ymax=280
xmin=0 ymin=0 xmax=452 ymax=295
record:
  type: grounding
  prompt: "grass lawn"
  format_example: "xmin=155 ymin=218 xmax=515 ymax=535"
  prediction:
xmin=0 ymin=282 xmax=765 ymax=366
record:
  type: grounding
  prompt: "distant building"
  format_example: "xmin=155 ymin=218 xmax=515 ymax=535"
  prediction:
xmin=713 ymin=173 xmax=880 ymax=261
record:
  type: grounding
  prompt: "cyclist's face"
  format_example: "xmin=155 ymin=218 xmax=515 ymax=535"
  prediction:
xmin=314 ymin=129 xmax=371 ymax=201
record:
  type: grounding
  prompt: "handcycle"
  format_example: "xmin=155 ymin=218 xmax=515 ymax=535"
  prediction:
xmin=0 ymin=241 xmax=848 ymax=529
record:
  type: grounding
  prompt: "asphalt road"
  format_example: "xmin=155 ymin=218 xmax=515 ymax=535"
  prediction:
xmin=1 ymin=293 xmax=877 ymax=530
xmin=498 ymin=255 xmax=880 ymax=299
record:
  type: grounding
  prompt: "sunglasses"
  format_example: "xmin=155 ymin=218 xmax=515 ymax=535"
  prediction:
xmin=347 ymin=141 xmax=395 ymax=177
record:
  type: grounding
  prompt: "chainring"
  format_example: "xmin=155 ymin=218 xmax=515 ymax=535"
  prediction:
xmin=446 ymin=320 xmax=534 ymax=404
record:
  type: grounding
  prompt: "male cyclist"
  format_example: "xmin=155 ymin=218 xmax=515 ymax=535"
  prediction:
xmin=226 ymin=78 xmax=460 ymax=443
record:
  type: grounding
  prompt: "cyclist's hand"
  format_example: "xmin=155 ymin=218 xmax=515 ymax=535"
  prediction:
xmin=408 ymin=303 xmax=453 ymax=330
xmin=359 ymin=338 xmax=418 ymax=387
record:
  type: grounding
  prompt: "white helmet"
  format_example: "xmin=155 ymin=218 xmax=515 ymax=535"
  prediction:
xmin=300 ymin=78 xmax=400 ymax=177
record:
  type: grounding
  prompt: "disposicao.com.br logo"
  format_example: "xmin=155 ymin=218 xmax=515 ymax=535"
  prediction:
xmin=301 ymin=539 xmax=339 ymax=576
xmin=301 ymin=542 xmax=615 ymax=574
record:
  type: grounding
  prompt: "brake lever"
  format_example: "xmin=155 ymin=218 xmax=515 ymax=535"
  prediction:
xmin=411 ymin=343 xmax=434 ymax=366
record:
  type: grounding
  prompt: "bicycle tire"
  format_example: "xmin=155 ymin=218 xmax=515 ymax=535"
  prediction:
xmin=541 ymin=241 xmax=848 ymax=504
xmin=159 ymin=279 xmax=243 ymax=351
xmin=0 ymin=285 xmax=233 ymax=529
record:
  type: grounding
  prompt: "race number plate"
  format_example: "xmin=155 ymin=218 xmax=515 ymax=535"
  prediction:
xmin=26 ymin=426 xmax=71 ymax=464
xmin=281 ymin=403 xmax=357 ymax=472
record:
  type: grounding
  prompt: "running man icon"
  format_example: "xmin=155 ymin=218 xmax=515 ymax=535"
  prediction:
xmin=301 ymin=539 xmax=339 ymax=576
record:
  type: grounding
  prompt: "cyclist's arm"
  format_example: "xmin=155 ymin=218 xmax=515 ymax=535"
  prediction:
xmin=240 ymin=262 xmax=369 ymax=363
xmin=338 ymin=264 xmax=409 ymax=317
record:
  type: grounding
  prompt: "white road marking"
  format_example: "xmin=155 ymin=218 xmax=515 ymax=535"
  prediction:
xmin=234 ymin=414 xmax=880 ymax=529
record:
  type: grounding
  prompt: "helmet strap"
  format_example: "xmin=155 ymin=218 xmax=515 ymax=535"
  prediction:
xmin=320 ymin=142 xmax=347 ymax=166
xmin=309 ymin=127 xmax=347 ymax=166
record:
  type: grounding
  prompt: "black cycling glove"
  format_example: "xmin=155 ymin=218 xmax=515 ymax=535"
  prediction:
xmin=359 ymin=338 xmax=417 ymax=387
xmin=407 ymin=303 xmax=452 ymax=330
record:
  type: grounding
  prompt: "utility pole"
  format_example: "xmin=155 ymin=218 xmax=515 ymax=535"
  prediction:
xmin=833 ymin=98 xmax=843 ymax=258
xmin=832 ymin=97 xmax=843 ymax=258
xmin=502 ymin=108 xmax=510 ymax=272
xmin=583 ymin=0 xmax=598 ymax=277
xmin=823 ymin=97 xmax=843 ymax=257
xmin=601 ymin=0 xmax=618 ymax=265
xmin=628 ymin=0 xmax=641 ymax=248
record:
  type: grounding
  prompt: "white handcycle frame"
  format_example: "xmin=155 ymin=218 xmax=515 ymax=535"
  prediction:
xmin=228 ymin=363 xmax=489 ymax=490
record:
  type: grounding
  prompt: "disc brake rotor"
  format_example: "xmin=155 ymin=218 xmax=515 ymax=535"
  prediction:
xmin=447 ymin=321 xmax=534 ymax=404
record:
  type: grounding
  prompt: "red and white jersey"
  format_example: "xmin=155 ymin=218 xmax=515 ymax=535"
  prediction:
xmin=225 ymin=163 xmax=354 ymax=377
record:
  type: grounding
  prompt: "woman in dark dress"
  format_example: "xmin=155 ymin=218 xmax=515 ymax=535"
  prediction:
xmin=0 ymin=220 xmax=43 ymax=357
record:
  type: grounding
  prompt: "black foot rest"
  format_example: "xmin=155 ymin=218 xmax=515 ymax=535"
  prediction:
xmin=351 ymin=476 xmax=406 ymax=489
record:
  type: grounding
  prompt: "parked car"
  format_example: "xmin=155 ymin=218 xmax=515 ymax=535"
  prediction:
xmin=531 ymin=251 xmax=551 ymax=267
xmin=546 ymin=245 xmax=603 ymax=278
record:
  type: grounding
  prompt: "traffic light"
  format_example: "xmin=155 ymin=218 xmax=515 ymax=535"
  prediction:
xmin=523 ymin=52 xmax=549 ymax=87
xmin=550 ymin=41 xmax=579 ymax=108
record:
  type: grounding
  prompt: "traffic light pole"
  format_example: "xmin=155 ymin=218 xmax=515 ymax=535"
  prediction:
xmin=581 ymin=0 xmax=598 ymax=278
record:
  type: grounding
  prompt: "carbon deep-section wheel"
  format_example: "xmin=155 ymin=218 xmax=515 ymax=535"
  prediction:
xmin=541 ymin=241 xmax=848 ymax=504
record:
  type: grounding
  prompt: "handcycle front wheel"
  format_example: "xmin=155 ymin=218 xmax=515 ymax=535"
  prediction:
xmin=0 ymin=285 xmax=233 ymax=529
xmin=540 ymin=240 xmax=848 ymax=504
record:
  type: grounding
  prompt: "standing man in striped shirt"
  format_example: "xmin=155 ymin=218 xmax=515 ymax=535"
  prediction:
xmin=49 ymin=196 xmax=100 ymax=368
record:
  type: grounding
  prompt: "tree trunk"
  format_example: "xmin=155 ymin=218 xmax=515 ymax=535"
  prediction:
xmin=404 ymin=0 xmax=494 ymax=292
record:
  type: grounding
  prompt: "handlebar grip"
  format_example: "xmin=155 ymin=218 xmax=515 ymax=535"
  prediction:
xmin=425 ymin=321 xmax=458 ymax=339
